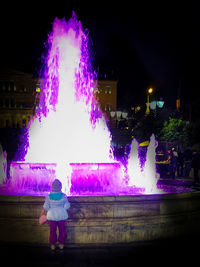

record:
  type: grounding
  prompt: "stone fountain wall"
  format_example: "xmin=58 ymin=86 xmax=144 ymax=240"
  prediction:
xmin=0 ymin=193 xmax=200 ymax=245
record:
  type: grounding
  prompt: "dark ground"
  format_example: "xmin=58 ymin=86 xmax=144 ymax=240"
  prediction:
xmin=0 ymin=234 xmax=199 ymax=266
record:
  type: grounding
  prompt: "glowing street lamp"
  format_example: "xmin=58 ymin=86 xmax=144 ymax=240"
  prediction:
xmin=149 ymin=100 xmax=165 ymax=110
xmin=149 ymin=101 xmax=157 ymax=110
xmin=145 ymin=88 xmax=154 ymax=115
xmin=157 ymin=100 xmax=164 ymax=108
xmin=110 ymin=111 xmax=116 ymax=118
xmin=122 ymin=111 xmax=128 ymax=119
xmin=148 ymin=88 xmax=153 ymax=94
xmin=116 ymin=111 xmax=122 ymax=119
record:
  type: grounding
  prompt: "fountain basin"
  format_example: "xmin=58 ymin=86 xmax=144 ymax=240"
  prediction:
xmin=0 ymin=192 xmax=200 ymax=245
xmin=10 ymin=162 xmax=123 ymax=195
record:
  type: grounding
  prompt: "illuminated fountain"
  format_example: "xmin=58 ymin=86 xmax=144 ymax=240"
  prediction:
xmin=1 ymin=12 xmax=195 ymax=197
xmin=2 ymin=12 xmax=163 ymax=196
xmin=0 ymin=12 xmax=199 ymax=246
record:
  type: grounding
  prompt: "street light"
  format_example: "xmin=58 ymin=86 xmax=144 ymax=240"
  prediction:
xmin=148 ymin=88 xmax=153 ymax=94
xmin=149 ymin=101 xmax=157 ymax=110
xmin=145 ymin=88 xmax=154 ymax=115
xmin=157 ymin=100 xmax=164 ymax=108
xmin=149 ymin=99 xmax=165 ymax=110
xmin=116 ymin=111 xmax=122 ymax=119
xmin=110 ymin=111 xmax=116 ymax=118
xmin=122 ymin=111 xmax=128 ymax=119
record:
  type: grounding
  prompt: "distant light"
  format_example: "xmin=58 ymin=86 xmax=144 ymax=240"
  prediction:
xmin=122 ymin=112 xmax=128 ymax=119
xmin=150 ymin=101 xmax=157 ymax=110
xmin=148 ymin=88 xmax=153 ymax=94
xmin=139 ymin=140 xmax=149 ymax=147
xmin=176 ymin=99 xmax=180 ymax=110
xmin=110 ymin=111 xmax=116 ymax=118
xmin=116 ymin=111 xmax=122 ymax=119
xmin=150 ymin=100 xmax=164 ymax=109
xmin=135 ymin=106 xmax=141 ymax=112
xmin=157 ymin=101 xmax=164 ymax=108
xmin=36 ymin=87 xmax=40 ymax=93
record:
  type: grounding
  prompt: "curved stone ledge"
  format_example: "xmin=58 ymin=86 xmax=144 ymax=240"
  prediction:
xmin=0 ymin=192 xmax=200 ymax=245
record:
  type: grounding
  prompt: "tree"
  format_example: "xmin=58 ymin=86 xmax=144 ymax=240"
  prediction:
xmin=132 ymin=113 xmax=163 ymax=143
xmin=159 ymin=117 xmax=191 ymax=148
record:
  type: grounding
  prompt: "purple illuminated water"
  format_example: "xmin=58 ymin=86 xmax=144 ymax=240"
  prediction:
xmin=24 ymin=13 xmax=117 ymax=195
xmin=1 ymin=12 xmax=192 ymax=196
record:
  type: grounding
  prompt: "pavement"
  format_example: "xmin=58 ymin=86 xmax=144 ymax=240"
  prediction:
xmin=0 ymin=234 xmax=199 ymax=266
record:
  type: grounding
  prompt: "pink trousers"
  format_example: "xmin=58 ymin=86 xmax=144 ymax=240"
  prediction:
xmin=49 ymin=220 xmax=66 ymax=245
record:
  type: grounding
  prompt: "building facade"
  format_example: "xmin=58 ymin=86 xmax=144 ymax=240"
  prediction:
xmin=95 ymin=80 xmax=117 ymax=119
xmin=0 ymin=68 xmax=117 ymax=128
xmin=0 ymin=68 xmax=38 ymax=128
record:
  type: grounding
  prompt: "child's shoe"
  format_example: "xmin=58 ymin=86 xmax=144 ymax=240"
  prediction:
xmin=58 ymin=243 xmax=64 ymax=250
xmin=50 ymin=245 xmax=56 ymax=250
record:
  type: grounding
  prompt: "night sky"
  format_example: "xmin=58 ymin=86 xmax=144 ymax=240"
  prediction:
xmin=1 ymin=6 xmax=200 ymax=110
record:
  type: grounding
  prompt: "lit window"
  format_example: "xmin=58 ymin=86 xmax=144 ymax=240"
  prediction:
xmin=105 ymin=86 xmax=111 ymax=94
xmin=105 ymin=104 xmax=111 ymax=111
xmin=96 ymin=88 xmax=100 ymax=94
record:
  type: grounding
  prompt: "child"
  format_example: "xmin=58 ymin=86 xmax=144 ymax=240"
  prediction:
xmin=40 ymin=179 xmax=70 ymax=250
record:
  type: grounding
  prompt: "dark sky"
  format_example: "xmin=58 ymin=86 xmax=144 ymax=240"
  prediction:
xmin=1 ymin=6 xmax=200 ymax=109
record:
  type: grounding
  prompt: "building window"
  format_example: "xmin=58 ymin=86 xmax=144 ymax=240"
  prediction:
xmin=12 ymin=122 xmax=17 ymax=128
xmin=10 ymin=98 xmax=16 ymax=108
xmin=0 ymin=81 xmax=16 ymax=92
xmin=10 ymin=82 xmax=15 ymax=92
xmin=0 ymin=81 xmax=3 ymax=91
xmin=0 ymin=98 xmax=3 ymax=107
xmin=5 ymin=98 xmax=10 ymax=108
xmin=105 ymin=104 xmax=111 ymax=111
xmin=21 ymin=85 xmax=27 ymax=92
xmin=96 ymin=87 xmax=100 ymax=94
xmin=5 ymin=120 xmax=10 ymax=128
xmin=20 ymin=103 xmax=24 ymax=109
xmin=22 ymin=119 xmax=27 ymax=128
xmin=5 ymin=82 xmax=9 ymax=91
xmin=105 ymin=86 xmax=111 ymax=94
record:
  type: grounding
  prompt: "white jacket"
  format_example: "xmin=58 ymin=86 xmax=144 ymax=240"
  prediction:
xmin=43 ymin=192 xmax=70 ymax=221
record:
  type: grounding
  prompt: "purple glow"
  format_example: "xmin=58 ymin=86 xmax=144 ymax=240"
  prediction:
xmin=9 ymin=162 xmax=126 ymax=196
xmin=2 ymin=13 xmax=165 ymax=196
xmin=26 ymin=13 xmax=113 ymax=165
xmin=127 ymin=138 xmax=143 ymax=188
xmin=126 ymin=135 xmax=160 ymax=194
xmin=143 ymin=134 xmax=160 ymax=193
